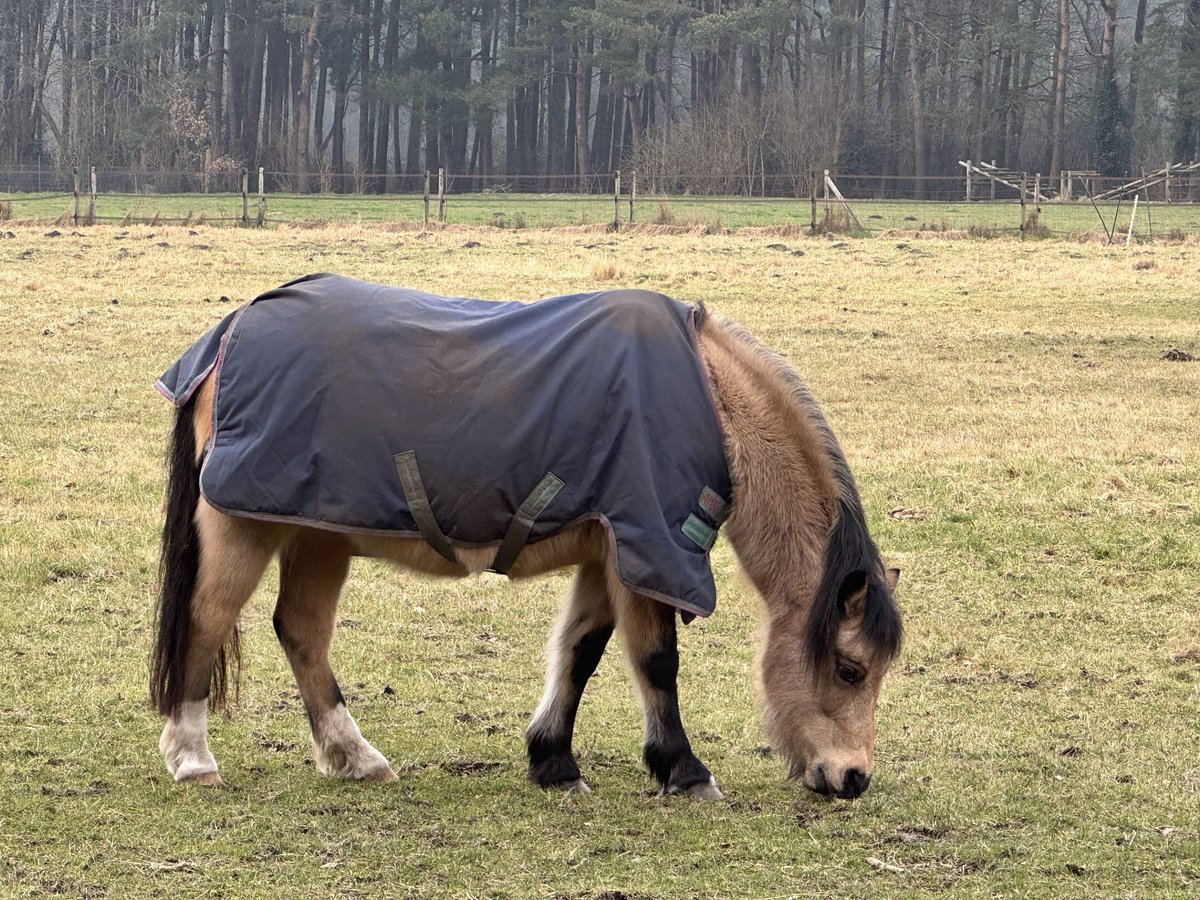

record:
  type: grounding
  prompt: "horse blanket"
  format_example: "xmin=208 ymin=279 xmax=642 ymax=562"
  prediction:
xmin=157 ymin=274 xmax=732 ymax=617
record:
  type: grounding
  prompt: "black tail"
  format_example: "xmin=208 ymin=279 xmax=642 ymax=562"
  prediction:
xmin=150 ymin=399 xmax=239 ymax=716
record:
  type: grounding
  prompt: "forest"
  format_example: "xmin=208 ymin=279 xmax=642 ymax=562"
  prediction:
xmin=3 ymin=0 xmax=1200 ymax=193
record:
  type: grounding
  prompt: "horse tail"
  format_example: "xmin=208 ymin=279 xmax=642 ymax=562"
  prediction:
xmin=150 ymin=397 xmax=204 ymax=717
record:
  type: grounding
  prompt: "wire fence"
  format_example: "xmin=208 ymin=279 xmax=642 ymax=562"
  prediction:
xmin=4 ymin=164 xmax=1200 ymax=239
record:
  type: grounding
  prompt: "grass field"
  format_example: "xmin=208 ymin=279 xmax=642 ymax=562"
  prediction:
xmin=1 ymin=225 xmax=1198 ymax=898
xmin=7 ymin=189 xmax=1200 ymax=236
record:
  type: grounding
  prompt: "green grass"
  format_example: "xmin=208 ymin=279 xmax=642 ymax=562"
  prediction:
xmin=7 ymin=189 xmax=1200 ymax=236
xmin=1 ymin=226 xmax=1198 ymax=897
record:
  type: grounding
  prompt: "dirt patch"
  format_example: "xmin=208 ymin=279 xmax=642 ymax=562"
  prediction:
xmin=1161 ymin=348 xmax=1196 ymax=362
xmin=1170 ymin=647 xmax=1200 ymax=664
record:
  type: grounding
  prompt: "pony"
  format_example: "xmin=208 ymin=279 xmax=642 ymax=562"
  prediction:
xmin=151 ymin=280 xmax=902 ymax=800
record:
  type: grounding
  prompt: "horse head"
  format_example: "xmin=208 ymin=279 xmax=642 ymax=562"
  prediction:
xmin=760 ymin=566 xmax=901 ymax=799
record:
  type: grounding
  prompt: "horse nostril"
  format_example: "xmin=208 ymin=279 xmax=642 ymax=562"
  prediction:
xmin=811 ymin=765 xmax=832 ymax=795
xmin=841 ymin=767 xmax=871 ymax=799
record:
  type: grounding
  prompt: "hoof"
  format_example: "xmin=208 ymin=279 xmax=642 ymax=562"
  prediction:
xmin=166 ymin=748 xmax=219 ymax=783
xmin=181 ymin=770 xmax=224 ymax=787
xmin=363 ymin=765 xmax=399 ymax=783
xmin=686 ymin=777 xmax=725 ymax=800
xmin=562 ymin=778 xmax=592 ymax=794
xmin=314 ymin=737 xmax=395 ymax=781
xmin=666 ymin=776 xmax=725 ymax=801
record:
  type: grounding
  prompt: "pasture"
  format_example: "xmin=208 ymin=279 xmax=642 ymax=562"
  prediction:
xmin=0 ymin=225 xmax=1197 ymax=898
xmin=7 ymin=188 xmax=1200 ymax=237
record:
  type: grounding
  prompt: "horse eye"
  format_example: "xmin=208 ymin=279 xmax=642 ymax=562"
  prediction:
xmin=837 ymin=663 xmax=863 ymax=686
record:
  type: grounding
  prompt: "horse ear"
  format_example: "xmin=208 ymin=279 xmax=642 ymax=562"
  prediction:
xmin=838 ymin=571 xmax=868 ymax=621
xmin=885 ymin=567 xmax=901 ymax=590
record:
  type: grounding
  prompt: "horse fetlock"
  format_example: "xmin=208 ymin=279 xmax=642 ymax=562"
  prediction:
xmin=645 ymin=742 xmax=714 ymax=795
xmin=527 ymin=751 xmax=585 ymax=789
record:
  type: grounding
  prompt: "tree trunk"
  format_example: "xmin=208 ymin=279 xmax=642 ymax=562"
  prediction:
xmin=331 ymin=66 xmax=348 ymax=189
xmin=1175 ymin=0 xmax=1200 ymax=160
xmin=293 ymin=0 xmax=325 ymax=190
xmin=591 ymin=63 xmax=612 ymax=174
xmin=211 ymin=0 xmax=225 ymax=156
xmin=358 ymin=0 xmax=374 ymax=180
xmin=1049 ymin=0 xmax=1069 ymax=177
xmin=574 ymin=31 xmax=591 ymax=186
xmin=314 ymin=65 xmax=328 ymax=163
xmin=1126 ymin=0 xmax=1148 ymax=160
xmin=904 ymin=0 xmax=926 ymax=196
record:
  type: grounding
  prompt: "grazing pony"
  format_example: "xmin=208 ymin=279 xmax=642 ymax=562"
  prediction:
xmin=151 ymin=276 xmax=902 ymax=799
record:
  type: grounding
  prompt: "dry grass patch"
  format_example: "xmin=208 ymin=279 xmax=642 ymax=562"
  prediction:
xmin=589 ymin=260 xmax=623 ymax=281
xmin=879 ymin=227 xmax=972 ymax=240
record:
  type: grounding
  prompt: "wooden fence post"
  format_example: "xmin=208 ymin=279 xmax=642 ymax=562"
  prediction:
xmin=965 ymin=160 xmax=972 ymax=201
xmin=72 ymin=166 xmax=80 ymax=227
xmin=1164 ymin=162 xmax=1171 ymax=204
xmin=241 ymin=169 xmax=249 ymax=225
xmin=613 ymin=170 xmax=621 ymax=229
xmin=88 ymin=166 xmax=96 ymax=224
xmin=1019 ymin=171 xmax=1027 ymax=236
xmin=423 ymin=171 xmax=430 ymax=225
xmin=629 ymin=169 xmax=637 ymax=223
xmin=1143 ymin=169 xmax=1154 ymax=240
xmin=990 ymin=160 xmax=997 ymax=200
xmin=256 ymin=167 xmax=265 ymax=226
xmin=202 ymin=148 xmax=211 ymax=193
xmin=437 ymin=168 xmax=445 ymax=223
xmin=1033 ymin=173 xmax=1041 ymax=216
xmin=823 ymin=168 xmax=831 ymax=222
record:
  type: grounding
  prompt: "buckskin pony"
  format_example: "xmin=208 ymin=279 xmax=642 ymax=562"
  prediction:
xmin=151 ymin=274 xmax=902 ymax=800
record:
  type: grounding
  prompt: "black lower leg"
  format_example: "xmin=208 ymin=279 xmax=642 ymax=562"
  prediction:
xmin=527 ymin=624 xmax=613 ymax=787
xmin=639 ymin=636 xmax=713 ymax=793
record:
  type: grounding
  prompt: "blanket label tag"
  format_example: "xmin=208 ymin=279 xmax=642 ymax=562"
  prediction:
xmin=683 ymin=514 xmax=717 ymax=551
xmin=698 ymin=486 xmax=730 ymax=524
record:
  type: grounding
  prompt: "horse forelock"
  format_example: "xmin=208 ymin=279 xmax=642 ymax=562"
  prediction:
xmin=704 ymin=313 xmax=902 ymax=672
xmin=804 ymin=498 xmax=904 ymax=677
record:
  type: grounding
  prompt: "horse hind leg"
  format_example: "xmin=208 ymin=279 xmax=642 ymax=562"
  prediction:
xmin=158 ymin=503 xmax=279 ymax=784
xmin=612 ymin=579 xmax=723 ymax=800
xmin=525 ymin=561 xmax=615 ymax=792
xmin=274 ymin=531 xmax=395 ymax=782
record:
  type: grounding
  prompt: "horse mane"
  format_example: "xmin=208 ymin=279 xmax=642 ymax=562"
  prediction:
xmin=695 ymin=307 xmax=903 ymax=672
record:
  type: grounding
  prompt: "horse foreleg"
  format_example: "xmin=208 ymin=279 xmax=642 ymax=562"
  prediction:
xmin=525 ymin=562 xmax=614 ymax=792
xmin=159 ymin=504 xmax=276 ymax=784
xmin=274 ymin=532 xmax=396 ymax=782
xmin=614 ymin=586 xmax=724 ymax=800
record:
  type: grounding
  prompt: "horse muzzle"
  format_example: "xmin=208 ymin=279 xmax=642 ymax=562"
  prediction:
xmin=806 ymin=764 xmax=872 ymax=800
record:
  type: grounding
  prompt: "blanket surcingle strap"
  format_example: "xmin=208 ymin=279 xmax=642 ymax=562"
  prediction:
xmin=489 ymin=471 xmax=565 ymax=574
xmin=156 ymin=274 xmax=733 ymax=619
xmin=393 ymin=451 xmax=463 ymax=569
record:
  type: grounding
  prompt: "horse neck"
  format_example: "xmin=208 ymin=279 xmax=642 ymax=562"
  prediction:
xmin=697 ymin=320 xmax=839 ymax=610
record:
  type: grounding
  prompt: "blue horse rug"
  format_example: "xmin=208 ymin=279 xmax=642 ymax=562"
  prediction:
xmin=157 ymin=274 xmax=731 ymax=618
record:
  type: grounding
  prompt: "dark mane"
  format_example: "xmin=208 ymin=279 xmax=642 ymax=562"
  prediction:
xmin=702 ymin=313 xmax=903 ymax=671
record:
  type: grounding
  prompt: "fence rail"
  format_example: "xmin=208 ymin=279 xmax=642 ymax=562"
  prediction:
xmin=4 ymin=164 xmax=1200 ymax=238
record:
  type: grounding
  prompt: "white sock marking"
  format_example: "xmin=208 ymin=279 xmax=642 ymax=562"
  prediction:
xmin=160 ymin=700 xmax=218 ymax=781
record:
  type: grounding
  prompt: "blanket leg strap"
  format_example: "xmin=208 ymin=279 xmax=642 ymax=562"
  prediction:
xmin=394 ymin=451 xmax=463 ymax=569
xmin=489 ymin=472 xmax=564 ymax=575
